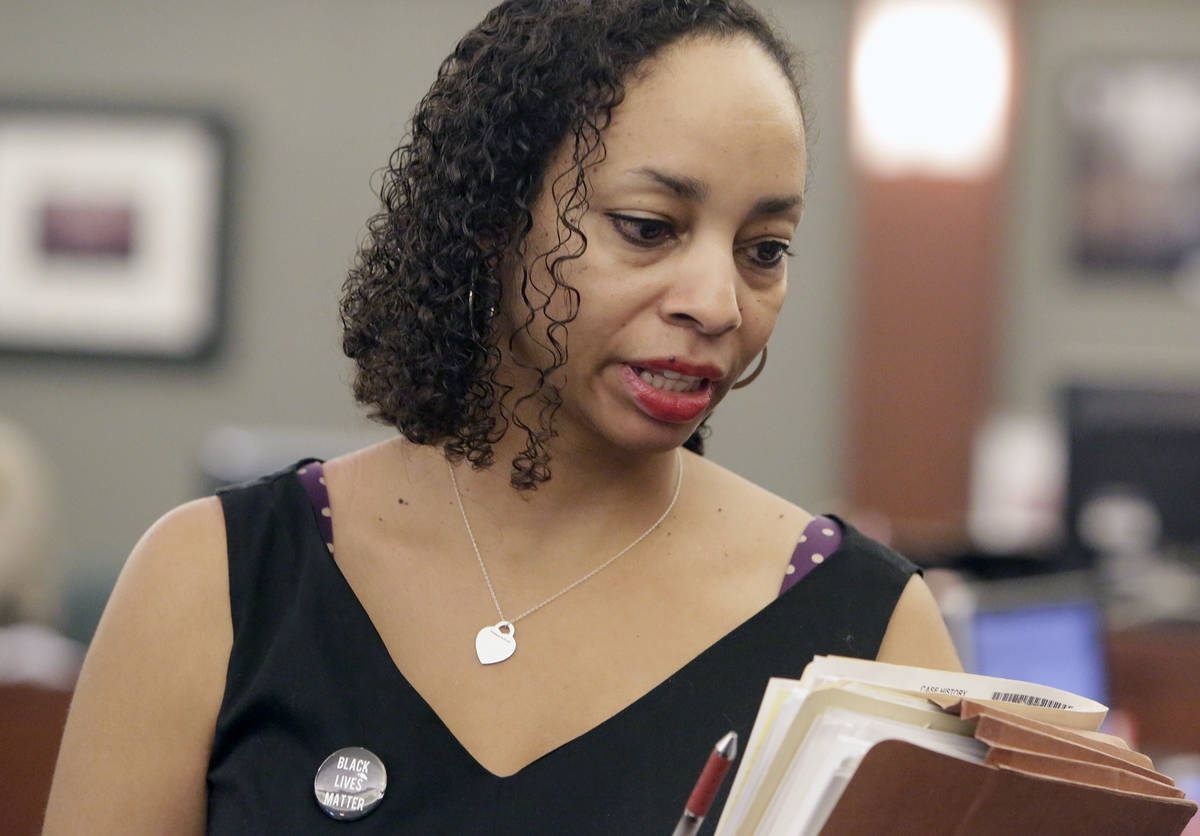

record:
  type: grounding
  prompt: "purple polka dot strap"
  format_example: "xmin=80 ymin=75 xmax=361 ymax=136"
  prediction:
xmin=295 ymin=461 xmax=334 ymax=554
xmin=779 ymin=515 xmax=843 ymax=596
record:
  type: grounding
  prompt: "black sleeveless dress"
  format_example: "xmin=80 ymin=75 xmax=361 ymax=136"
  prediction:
xmin=206 ymin=463 xmax=918 ymax=834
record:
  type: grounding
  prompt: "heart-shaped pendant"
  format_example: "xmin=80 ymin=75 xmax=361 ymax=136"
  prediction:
xmin=475 ymin=620 xmax=516 ymax=665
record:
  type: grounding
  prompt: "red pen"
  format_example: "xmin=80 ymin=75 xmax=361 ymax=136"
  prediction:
xmin=671 ymin=731 xmax=738 ymax=836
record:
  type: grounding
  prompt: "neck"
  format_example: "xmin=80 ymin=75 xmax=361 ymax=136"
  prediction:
xmin=444 ymin=431 xmax=684 ymax=575
xmin=467 ymin=431 xmax=679 ymax=508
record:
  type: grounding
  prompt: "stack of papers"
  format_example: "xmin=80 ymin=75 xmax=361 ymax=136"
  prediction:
xmin=713 ymin=656 xmax=1196 ymax=836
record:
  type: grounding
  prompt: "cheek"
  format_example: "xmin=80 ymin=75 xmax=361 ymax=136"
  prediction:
xmin=741 ymin=284 xmax=787 ymax=337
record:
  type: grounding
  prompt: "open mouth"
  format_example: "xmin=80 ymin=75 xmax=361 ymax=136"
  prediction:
xmin=631 ymin=366 xmax=710 ymax=394
xmin=622 ymin=364 xmax=714 ymax=423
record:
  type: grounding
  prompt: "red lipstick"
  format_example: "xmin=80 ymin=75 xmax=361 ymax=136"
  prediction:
xmin=621 ymin=364 xmax=714 ymax=423
xmin=637 ymin=357 xmax=724 ymax=380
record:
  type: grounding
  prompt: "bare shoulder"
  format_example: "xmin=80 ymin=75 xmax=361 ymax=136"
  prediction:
xmin=676 ymin=452 xmax=813 ymax=592
xmin=678 ymin=454 xmax=961 ymax=671
xmin=44 ymin=497 xmax=232 ymax=835
xmin=321 ymin=436 xmax=424 ymax=505
xmin=682 ymin=450 xmax=813 ymax=535
xmin=875 ymin=574 xmax=963 ymax=671
xmin=100 ymin=497 xmax=230 ymax=630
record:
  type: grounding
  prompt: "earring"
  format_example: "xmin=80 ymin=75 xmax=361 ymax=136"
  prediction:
xmin=731 ymin=346 xmax=767 ymax=389
xmin=467 ymin=285 xmax=496 ymax=338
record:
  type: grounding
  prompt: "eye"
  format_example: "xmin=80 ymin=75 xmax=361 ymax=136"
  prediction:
xmin=607 ymin=213 xmax=675 ymax=247
xmin=741 ymin=239 xmax=793 ymax=269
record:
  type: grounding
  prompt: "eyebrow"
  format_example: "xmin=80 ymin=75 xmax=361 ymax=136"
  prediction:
xmin=750 ymin=194 xmax=805 ymax=217
xmin=629 ymin=166 xmax=804 ymax=217
xmin=632 ymin=166 xmax=708 ymax=202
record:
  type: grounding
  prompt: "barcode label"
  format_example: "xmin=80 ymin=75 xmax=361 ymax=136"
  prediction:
xmin=990 ymin=691 xmax=1072 ymax=710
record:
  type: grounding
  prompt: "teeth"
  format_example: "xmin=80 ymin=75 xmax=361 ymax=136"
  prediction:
xmin=638 ymin=368 xmax=703 ymax=393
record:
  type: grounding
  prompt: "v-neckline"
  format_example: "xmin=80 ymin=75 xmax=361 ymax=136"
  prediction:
xmin=290 ymin=468 xmax=841 ymax=780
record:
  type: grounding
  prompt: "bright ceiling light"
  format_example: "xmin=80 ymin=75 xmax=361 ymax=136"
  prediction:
xmin=851 ymin=0 xmax=1012 ymax=177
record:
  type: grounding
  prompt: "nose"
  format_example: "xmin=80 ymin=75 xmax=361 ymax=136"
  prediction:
xmin=662 ymin=241 xmax=742 ymax=337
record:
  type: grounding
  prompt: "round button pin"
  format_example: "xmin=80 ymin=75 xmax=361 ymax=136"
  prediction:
xmin=313 ymin=746 xmax=387 ymax=821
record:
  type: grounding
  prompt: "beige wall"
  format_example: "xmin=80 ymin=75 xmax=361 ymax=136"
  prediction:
xmin=3 ymin=1 xmax=1198 ymax=639
xmin=0 ymin=1 xmax=852 ymax=637
xmin=1002 ymin=0 xmax=1200 ymax=413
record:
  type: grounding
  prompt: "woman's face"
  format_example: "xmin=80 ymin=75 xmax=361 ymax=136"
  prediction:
xmin=502 ymin=34 xmax=807 ymax=456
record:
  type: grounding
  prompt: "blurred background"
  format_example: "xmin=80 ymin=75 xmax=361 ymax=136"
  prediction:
xmin=2 ymin=0 xmax=1199 ymax=831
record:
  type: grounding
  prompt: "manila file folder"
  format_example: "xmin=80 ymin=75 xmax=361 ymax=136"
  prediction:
xmin=817 ymin=738 xmax=1197 ymax=836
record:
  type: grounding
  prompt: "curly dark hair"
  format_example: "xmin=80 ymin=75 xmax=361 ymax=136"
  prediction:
xmin=341 ymin=0 xmax=806 ymax=490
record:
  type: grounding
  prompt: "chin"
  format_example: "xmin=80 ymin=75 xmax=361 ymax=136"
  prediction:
xmin=589 ymin=411 xmax=705 ymax=457
xmin=559 ymin=384 xmax=712 ymax=456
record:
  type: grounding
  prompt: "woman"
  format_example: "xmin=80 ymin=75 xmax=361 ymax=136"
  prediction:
xmin=45 ymin=1 xmax=961 ymax=832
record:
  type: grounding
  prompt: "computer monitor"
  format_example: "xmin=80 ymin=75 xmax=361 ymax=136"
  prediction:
xmin=963 ymin=570 xmax=1108 ymax=705
xmin=1063 ymin=383 xmax=1200 ymax=565
xmin=971 ymin=598 xmax=1108 ymax=705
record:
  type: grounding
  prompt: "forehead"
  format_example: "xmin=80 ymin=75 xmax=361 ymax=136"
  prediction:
xmin=596 ymin=35 xmax=807 ymax=188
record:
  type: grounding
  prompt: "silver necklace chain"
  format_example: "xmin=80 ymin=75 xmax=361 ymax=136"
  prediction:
xmin=448 ymin=448 xmax=683 ymax=626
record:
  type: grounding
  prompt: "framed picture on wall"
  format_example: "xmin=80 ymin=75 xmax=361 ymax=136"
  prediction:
xmin=1063 ymin=59 xmax=1200 ymax=279
xmin=0 ymin=103 xmax=230 ymax=359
